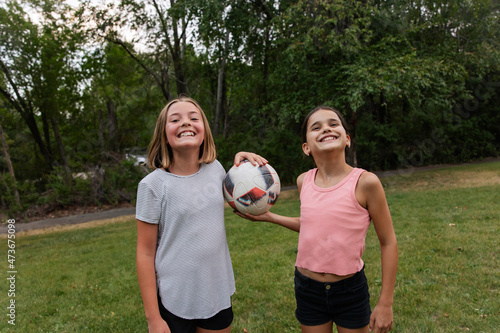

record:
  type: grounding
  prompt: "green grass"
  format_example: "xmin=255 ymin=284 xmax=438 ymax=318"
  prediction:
xmin=1 ymin=162 xmax=499 ymax=332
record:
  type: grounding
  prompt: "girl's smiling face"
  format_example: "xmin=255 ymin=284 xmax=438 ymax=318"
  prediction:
xmin=302 ymin=109 xmax=350 ymax=157
xmin=165 ymin=101 xmax=205 ymax=152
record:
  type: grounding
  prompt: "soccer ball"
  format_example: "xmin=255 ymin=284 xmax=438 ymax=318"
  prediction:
xmin=223 ymin=161 xmax=281 ymax=215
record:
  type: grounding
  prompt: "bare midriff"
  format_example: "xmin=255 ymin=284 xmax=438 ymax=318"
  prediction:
xmin=297 ymin=266 xmax=355 ymax=283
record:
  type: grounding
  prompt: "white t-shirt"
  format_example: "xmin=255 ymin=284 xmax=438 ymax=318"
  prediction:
xmin=136 ymin=160 xmax=235 ymax=319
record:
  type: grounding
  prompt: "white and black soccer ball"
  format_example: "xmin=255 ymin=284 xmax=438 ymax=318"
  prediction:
xmin=223 ymin=161 xmax=281 ymax=215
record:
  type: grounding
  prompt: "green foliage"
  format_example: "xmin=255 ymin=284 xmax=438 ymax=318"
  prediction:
xmin=1 ymin=0 xmax=499 ymax=215
xmin=0 ymin=173 xmax=21 ymax=212
xmin=100 ymin=159 xmax=146 ymax=204
xmin=5 ymin=160 xmax=146 ymax=221
xmin=41 ymin=166 xmax=92 ymax=207
xmin=355 ymin=118 xmax=400 ymax=171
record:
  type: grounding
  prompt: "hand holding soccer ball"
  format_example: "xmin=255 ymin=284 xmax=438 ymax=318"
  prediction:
xmin=223 ymin=161 xmax=281 ymax=215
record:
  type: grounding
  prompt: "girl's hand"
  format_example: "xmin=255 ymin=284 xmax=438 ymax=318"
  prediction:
xmin=147 ymin=318 xmax=171 ymax=333
xmin=234 ymin=210 xmax=301 ymax=232
xmin=369 ymin=304 xmax=393 ymax=333
xmin=234 ymin=210 xmax=273 ymax=222
xmin=234 ymin=152 xmax=268 ymax=167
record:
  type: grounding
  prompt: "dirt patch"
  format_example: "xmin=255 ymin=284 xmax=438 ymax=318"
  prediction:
xmin=277 ymin=188 xmax=300 ymax=200
xmin=429 ymin=171 xmax=500 ymax=188
xmin=21 ymin=202 xmax=134 ymax=223
xmin=382 ymin=170 xmax=500 ymax=193
xmin=2 ymin=215 xmax=135 ymax=238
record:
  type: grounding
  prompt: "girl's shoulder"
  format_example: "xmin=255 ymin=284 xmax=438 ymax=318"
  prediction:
xmin=296 ymin=172 xmax=306 ymax=193
xmin=357 ymin=170 xmax=384 ymax=194
xmin=139 ymin=168 xmax=166 ymax=184
xmin=296 ymin=172 xmax=307 ymax=183
xmin=211 ymin=159 xmax=223 ymax=169
xmin=296 ymin=171 xmax=309 ymax=185
xmin=296 ymin=169 xmax=315 ymax=193
xmin=205 ymin=159 xmax=225 ymax=174
xmin=196 ymin=160 xmax=225 ymax=181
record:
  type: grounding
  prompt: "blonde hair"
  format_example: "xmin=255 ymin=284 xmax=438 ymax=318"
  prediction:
xmin=147 ymin=96 xmax=217 ymax=170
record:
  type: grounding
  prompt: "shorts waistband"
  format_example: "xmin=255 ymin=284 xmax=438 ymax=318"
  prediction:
xmin=294 ymin=266 xmax=366 ymax=290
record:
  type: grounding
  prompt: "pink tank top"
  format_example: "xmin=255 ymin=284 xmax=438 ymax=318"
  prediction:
xmin=295 ymin=168 xmax=371 ymax=275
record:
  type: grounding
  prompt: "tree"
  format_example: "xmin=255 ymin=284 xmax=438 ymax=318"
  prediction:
xmin=0 ymin=121 xmax=20 ymax=206
xmin=192 ymin=0 xmax=282 ymax=137
xmin=79 ymin=42 xmax=161 ymax=156
xmin=0 ymin=2 xmax=53 ymax=169
xmin=79 ymin=0 xmax=194 ymax=100
xmin=0 ymin=0 xmax=84 ymax=175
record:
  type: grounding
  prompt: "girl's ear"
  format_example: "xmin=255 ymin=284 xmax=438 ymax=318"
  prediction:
xmin=346 ymin=134 xmax=351 ymax=148
xmin=302 ymin=142 xmax=310 ymax=156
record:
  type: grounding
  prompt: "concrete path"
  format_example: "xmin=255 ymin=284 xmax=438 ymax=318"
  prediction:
xmin=0 ymin=207 xmax=136 ymax=235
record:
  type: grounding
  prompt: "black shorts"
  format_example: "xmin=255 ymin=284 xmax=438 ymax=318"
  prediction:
xmin=157 ymin=294 xmax=233 ymax=333
xmin=294 ymin=266 xmax=371 ymax=329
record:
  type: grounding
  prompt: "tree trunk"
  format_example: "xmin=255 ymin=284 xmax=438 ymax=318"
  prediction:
xmin=170 ymin=0 xmax=188 ymax=96
xmin=50 ymin=116 xmax=71 ymax=180
xmin=349 ymin=112 xmax=358 ymax=167
xmin=223 ymin=78 xmax=230 ymax=138
xmin=0 ymin=122 xmax=20 ymax=206
xmin=214 ymin=66 xmax=224 ymax=136
xmin=161 ymin=68 xmax=171 ymax=101
xmin=0 ymin=60 xmax=52 ymax=168
xmin=107 ymin=100 xmax=118 ymax=151
xmin=41 ymin=111 xmax=52 ymax=155
xmin=98 ymin=108 xmax=105 ymax=148
xmin=19 ymin=110 xmax=53 ymax=169
xmin=214 ymin=29 xmax=230 ymax=137
xmin=172 ymin=50 xmax=187 ymax=96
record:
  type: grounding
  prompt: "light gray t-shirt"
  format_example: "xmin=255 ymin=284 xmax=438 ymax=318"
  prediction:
xmin=136 ymin=160 xmax=235 ymax=319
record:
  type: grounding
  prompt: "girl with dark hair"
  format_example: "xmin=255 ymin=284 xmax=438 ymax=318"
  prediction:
xmin=238 ymin=106 xmax=398 ymax=333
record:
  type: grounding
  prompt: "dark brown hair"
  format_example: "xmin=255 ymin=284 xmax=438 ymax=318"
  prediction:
xmin=301 ymin=106 xmax=350 ymax=143
xmin=301 ymin=106 xmax=351 ymax=159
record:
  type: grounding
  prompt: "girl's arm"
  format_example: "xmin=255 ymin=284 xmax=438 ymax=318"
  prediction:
xmin=233 ymin=151 xmax=268 ymax=166
xmin=236 ymin=210 xmax=301 ymax=232
xmin=357 ymin=172 xmax=398 ymax=333
xmin=136 ymin=220 xmax=171 ymax=333
xmin=234 ymin=172 xmax=306 ymax=233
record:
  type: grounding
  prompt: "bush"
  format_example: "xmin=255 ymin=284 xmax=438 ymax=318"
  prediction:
xmin=0 ymin=173 xmax=21 ymax=213
xmin=101 ymin=159 xmax=147 ymax=204
xmin=1 ymin=160 xmax=148 ymax=221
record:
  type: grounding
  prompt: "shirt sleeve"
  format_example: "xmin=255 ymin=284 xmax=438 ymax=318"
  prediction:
xmin=135 ymin=180 xmax=162 ymax=224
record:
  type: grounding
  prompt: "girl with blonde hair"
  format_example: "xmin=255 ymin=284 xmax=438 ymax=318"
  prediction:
xmin=136 ymin=96 xmax=266 ymax=333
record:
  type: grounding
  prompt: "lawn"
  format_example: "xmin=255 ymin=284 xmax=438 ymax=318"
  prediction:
xmin=1 ymin=162 xmax=499 ymax=332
